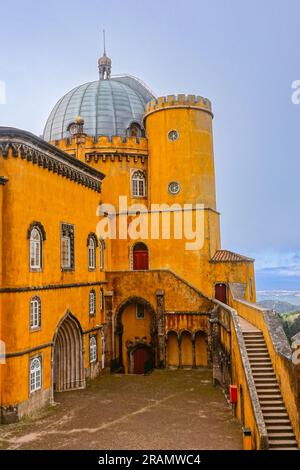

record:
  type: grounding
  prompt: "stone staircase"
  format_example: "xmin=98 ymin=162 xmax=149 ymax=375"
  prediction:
xmin=241 ymin=323 xmax=298 ymax=450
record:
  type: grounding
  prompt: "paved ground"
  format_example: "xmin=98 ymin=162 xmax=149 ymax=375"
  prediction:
xmin=0 ymin=369 xmax=242 ymax=450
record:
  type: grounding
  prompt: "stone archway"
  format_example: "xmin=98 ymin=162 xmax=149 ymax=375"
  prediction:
xmin=52 ymin=311 xmax=85 ymax=392
xmin=114 ymin=296 xmax=157 ymax=373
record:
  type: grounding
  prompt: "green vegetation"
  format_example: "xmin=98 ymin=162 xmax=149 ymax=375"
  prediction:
xmin=280 ymin=311 xmax=300 ymax=342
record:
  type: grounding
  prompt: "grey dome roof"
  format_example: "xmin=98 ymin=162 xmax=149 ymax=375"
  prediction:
xmin=43 ymin=76 xmax=154 ymax=141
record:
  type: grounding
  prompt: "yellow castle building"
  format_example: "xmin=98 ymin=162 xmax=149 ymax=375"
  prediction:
xmin=0 ymin=47 xmax=299 ymax=450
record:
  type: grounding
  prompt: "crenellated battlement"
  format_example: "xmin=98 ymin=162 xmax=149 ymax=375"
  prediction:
xmin=50 ymin=133 xmax=148 ymax=164
xmin=145 ymin=94 xmax=213 ymax=117
xmin=51 ymin=134 xmax=148 ymax=152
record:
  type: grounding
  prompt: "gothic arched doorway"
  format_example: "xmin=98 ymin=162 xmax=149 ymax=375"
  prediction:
xmin=132 ymin=242 xmax=149 ymax=270
xmin=114 ymin=296 xmax=157 ymax=374
xmin=53 ymin=312 xmax=85 ymax=392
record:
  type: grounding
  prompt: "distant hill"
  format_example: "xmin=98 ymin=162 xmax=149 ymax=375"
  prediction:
xmin=257 ymin=300 xmax=299 ymax=314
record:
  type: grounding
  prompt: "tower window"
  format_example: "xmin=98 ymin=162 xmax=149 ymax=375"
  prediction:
xmin=127 ymin=122 xmax=143 ymax=138
xmin=90 ymin=336 xmax=97 ymax=363
xmin=30 ymin=296 xmax=41 ymax=330
xmin=30 ymin=356 xmax=42 ymax=393
xmin=131 ymin=170 xmax=146 ymax=198
xmin=61 ymin=223 xmax=74 ymax=271
xmin=168 ymin=130 xmax=179 ymax=141
xmin=89 ymin=290 xmax=96 ymax=316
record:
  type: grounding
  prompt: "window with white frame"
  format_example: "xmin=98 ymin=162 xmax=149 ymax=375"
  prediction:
xmin=90 ymin=336 xmax=97 ymax=363
xmin=30 ymin=356 xmax=42 ymax=393
xmin=100 ymin=239 xmax=105 ymax=270
xmin=131 ymin=170 xmax=146 ymax=197
xmin=30 ymin=296 xmax=41 ymax=330
xmin=88 ymin=236 xmax=96 ymax=270
xmin=61 ymin=223 xmax=74 ymax=271
xmin=89 ymin=290 xmax=96 ymax=316
xmin=30 ymin=228 xmax=42 ymax=270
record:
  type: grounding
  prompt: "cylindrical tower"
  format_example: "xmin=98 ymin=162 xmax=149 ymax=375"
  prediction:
xmin=144 ymin=94 xmax=221 ymax=288
xmin=144 ymin=94 xmax=216 ymax=210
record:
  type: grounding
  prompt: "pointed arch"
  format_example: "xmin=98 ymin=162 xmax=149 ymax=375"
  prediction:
xmin=52 ymin=311 xmax=85 ymax=393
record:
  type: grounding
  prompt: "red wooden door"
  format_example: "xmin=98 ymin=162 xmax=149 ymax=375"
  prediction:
xmin=215 ymin=283 xmax=227 ymax=304
xmin=133 ymin=347 xmax=150 ymax=374
xmin=133 ymin=243 xmax=148 ymax=270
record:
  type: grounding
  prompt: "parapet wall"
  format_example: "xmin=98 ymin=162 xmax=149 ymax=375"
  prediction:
xmin=145 ymin=94 xmax=213 ymax=117
xmin=51 ymin=135 xmax=148 ymax=153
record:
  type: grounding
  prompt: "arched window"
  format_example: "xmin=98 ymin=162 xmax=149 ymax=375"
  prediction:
xmin=87 ymin=233 xmax=98 ymax=270
xmin=30 ymin=356 xmax=42 ymax=393
xmin=127 ymin=122 xmax=143 ymax=138
xmin=90 ymin=336 xmax=97 ymax=363
xmin=89 ymin=290 xmax=96 ymax=316
xmin=132 ymin=242 xmax=149 ymax=270
xmin=88 ymin=238 xmax=96 ymax=270
xmin=131 ymin=170 xmax=146 ymax=198
xmin=30 ymin=296 xmax=41 ymax=330
xmin=29 ymin=227 xmax=43 ymax=270
xmin=100 ymin=239 xmax=105 ymax=270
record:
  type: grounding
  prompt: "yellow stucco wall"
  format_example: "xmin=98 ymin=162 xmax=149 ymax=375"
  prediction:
xmin=1 ymin=147 xmax=105 ymax=410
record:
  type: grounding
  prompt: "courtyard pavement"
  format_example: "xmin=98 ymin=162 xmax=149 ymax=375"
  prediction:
xmin=0 ymin=369 xmax=242 ymax=450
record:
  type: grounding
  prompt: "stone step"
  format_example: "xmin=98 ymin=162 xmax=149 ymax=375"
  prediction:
xmin=249 ymin=357 xmax=269 ymax=365
xmin=248 ymin=352 xmax=269 ymax=356
xmin=245 ymin=341 xmax=266 ymax=345
xmin=258 ymin=394 xmax=282 ymax=400
xmin=267 ymin=433 xmax=296 ymax=439
xmin=251 ymin=364 xmax=273 ymax=369
xmin=261 ymin=406 xmax=286 ymax=412
xmin=253 ymin=372 xmax=276 ymax=376
xmin=254 ymin=376 xmax=277 ymax=381
xmin=248 ymin=353 xmax=270 ymax=357
xmin=251 ymin=367 xmax=274 ymax=373
xmin=259 ymin=399 xmax=283 ymax=405
xmin=255 ymin=382 xmax=280 ymax=387
xmin=267 ymin=426 xmax=294 ymax=433
xmin=243 ymin=332 xmax=263 ymax=336
xmin=268 ymin=439 xmax=298 ymax=448
xmin=265 ymin=419 xmax=291 ymax=426
xmin=263 ymin=412 xmax=289 ymax=419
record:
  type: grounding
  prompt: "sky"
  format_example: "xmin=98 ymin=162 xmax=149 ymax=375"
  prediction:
xmin=0 ymin=0 xmax=299 ymax=292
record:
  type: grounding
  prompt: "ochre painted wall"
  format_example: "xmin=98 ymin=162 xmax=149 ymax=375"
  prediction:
xmin=1 ymin=148 xmax=105 ymax=410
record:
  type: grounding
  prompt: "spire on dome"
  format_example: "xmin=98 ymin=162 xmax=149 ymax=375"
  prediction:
xmin=98 ymin=30 xmax=112 ymax=80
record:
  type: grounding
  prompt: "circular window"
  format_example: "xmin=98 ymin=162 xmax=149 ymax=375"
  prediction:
xmin=168 ymin=130 xmax=179 ymax=141
xmin=168 ymin=181 xmax=181 ymax=195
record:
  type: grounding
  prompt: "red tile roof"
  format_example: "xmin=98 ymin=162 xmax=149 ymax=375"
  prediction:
xmin=210 ymin=250 xmax=254 ymax=263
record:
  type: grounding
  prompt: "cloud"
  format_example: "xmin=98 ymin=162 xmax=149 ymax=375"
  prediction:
xmin=251 ymin=251 xmax=300 ymax=277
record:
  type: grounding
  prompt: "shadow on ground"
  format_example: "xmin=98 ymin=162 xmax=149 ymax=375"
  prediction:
xmin=0 ymin=369 xmax=242 ymax=450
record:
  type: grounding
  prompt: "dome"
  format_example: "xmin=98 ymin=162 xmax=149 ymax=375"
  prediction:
xmin=43 ymin=76 xmax=155 ymax=141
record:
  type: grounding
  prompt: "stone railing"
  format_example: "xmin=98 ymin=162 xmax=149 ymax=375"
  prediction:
xmin=212 ymin=300 xmax=269 ymax=450
xmin=232 ymin=298 xmax=300 ymax=446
